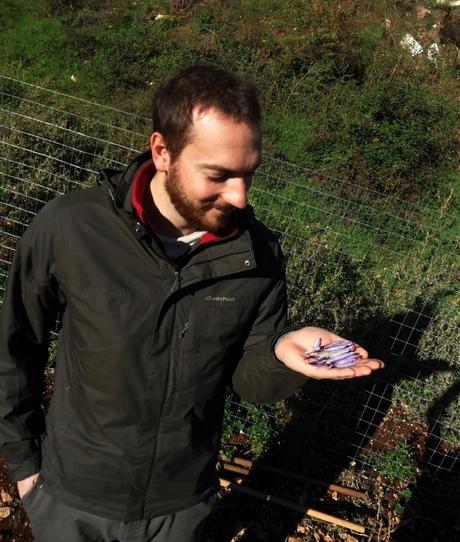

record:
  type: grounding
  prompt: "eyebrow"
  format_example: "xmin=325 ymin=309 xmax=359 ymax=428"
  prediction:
xmin=198 ymin=159 xmax=262 ymax=176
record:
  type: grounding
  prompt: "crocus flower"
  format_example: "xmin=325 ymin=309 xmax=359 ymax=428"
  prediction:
xmin=304 ymin=338 xmax=359 ymax=368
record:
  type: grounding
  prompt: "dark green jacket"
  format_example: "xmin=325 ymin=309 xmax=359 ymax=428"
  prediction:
xmin=0 ymin=152 xmax=306 ymax=520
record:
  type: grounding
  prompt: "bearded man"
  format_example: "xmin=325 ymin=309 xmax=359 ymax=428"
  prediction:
xmin=0 ymin=64 xmax=383 ymax=542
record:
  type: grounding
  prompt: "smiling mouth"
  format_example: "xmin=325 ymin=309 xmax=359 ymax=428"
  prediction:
xmin=206 ymin=205 xmax=232 ymax=215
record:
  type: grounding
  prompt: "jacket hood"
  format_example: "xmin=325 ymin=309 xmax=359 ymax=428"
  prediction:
xmin=97 ymin=150 xmax=152 ymax=213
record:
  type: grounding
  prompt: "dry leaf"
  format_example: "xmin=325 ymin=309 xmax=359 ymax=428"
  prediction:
xmin=0 ymin=490 xmax=13 ymax=504
xmin=330 ymin=490 xmax=338 ymax=501
xmin=0 ymin=506 xmax=11 ymax=519
xmin=230 ymin=526 xmax=247 ymax=542
xmin=415 ymin=6 xmax=431 ymax=20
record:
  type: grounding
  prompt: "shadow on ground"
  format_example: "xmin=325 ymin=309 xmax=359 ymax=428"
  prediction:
xmin=204 ymin=308 xmax=460 ymax=541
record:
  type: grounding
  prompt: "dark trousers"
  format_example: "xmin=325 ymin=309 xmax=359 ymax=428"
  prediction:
xmin=22 ymin=477 xmax=214 ymax=542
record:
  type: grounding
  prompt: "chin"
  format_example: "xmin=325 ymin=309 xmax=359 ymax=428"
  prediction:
xmin=201 ymin=212 xmax=238 ymax=236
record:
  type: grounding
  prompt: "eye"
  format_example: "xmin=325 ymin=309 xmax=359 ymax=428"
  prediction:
xmin=208 ymin=175 xmax=227 ymax=183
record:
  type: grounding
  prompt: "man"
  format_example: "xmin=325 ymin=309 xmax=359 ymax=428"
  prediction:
xmin=0 ymin=65 xmax=383 ymax=541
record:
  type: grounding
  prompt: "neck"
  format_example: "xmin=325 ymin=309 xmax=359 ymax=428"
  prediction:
xmin=149 ymin=171 xmax=194 ymax=237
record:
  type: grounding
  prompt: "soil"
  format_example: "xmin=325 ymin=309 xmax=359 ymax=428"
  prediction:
xmin=362 ymin=403 xmax=428 ymax=462
xmin=0 ymin=456 xmax=33 ymax=542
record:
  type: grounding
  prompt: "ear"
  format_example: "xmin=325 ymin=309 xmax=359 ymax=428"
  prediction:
xmin=150 ymin=132 xmax=171 ymax=173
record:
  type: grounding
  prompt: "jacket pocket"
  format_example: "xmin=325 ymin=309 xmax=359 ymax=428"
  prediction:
xmin=73 ymin=346 xmax=142 ymax=433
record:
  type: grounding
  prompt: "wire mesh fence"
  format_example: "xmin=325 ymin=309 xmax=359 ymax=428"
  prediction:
xmin=0 ymin=73 xmax=459 ymax=535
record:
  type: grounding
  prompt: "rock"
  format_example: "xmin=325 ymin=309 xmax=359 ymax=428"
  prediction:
xmin=416 ymin=6 xmax=431 ymax=20
xmin=0 ymin=506 xmax=11 ymax=519
xmin=400 ymin=34 xmax=423 ymax=55
xmin=434 ymin=1 xmax=460 ymax=6
xmin=427 ymin=42 xmax=441 ymax=63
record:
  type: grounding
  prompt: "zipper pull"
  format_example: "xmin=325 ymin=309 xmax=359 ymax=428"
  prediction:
xmin=179 ymin=322 xmax=190 ymax=338
xmin=170 ymin=270 xmax=181 ymax=293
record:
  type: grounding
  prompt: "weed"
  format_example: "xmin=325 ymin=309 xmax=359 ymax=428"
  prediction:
xmin=370 ymin=442 xmax=417 ymax=484
xmin=223 ymin=397 xmax=288 ymax=459
xmin=395 ymin=485 xmax=414 ymax=515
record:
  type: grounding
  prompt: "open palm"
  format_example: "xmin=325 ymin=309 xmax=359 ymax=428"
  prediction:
xmin=274 ymin=326 xmax=384 ymax=380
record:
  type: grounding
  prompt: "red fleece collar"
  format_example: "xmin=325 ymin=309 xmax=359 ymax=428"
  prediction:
xmin=131 ymin=160 xmax=238 ymax=246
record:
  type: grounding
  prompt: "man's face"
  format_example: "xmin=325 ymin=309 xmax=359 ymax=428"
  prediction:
xmin=164 ymin=108 xmax=261 ymax=235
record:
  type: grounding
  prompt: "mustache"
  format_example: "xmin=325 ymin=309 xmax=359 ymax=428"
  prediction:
xmin=200 ymin=202 xmax=235 ymax=212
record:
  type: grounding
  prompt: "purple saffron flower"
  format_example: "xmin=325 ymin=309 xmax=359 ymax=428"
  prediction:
xmin=304 ymin=339 xmax=359 ymax=368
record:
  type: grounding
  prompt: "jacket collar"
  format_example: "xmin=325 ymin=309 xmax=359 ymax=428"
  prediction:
xmin=100 ymin=150 xmax=255 ymax=244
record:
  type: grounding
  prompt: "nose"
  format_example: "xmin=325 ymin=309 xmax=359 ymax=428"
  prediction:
xmin=221 ymin=177 xmax=248 ymax=209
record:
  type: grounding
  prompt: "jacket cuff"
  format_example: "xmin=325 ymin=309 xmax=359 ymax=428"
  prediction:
xmin=255 ymin=328 xmax=309 ymax=402
xmin=270 ymin=325 xmax=304 ymax=362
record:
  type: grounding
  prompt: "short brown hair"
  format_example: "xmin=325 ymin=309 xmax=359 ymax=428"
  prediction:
xmin=152 ymin=64 xmax=261 ymax=159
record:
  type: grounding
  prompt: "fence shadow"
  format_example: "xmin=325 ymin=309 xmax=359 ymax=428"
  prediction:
xmin=205 ymin=306 xmax=459 ymax=541
xmin=392 ymin=377 xmax=460 ymax=542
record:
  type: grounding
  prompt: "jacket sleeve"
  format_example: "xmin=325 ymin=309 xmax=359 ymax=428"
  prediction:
xmin=0 ymin=201 xmax=65 ymax=482
xmin=230 ymin=241 xmax=308 ymax=404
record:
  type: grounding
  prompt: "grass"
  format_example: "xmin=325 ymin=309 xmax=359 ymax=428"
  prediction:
xmin=370 ymin=443 xmax=417 ymax=484
xmin=0 ymin=0 xmax=459 ymax=500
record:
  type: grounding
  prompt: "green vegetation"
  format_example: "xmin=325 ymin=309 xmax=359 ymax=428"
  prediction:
xmin=0 ymin=0 xmax=459 ymax=488
xmin=1 ymin=0 xmax=458 ymax=200
xmin=223 ymin=398 xmax=287 ymax=459
xmin=394 ymin=486 xmax=414 ymax=516
xmin=369 ymin=443 xmax=417 ymax=484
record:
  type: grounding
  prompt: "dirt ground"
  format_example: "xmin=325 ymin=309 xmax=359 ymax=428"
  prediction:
xmin=0 ymin=457 xmax=33 ymax=542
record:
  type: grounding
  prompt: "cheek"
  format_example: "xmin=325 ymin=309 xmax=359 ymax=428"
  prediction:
xmin=193 ymin=183 xmax=221 ymax=203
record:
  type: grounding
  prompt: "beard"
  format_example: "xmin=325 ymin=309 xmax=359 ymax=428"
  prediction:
xmin=165 ymin=164 xmax=239 ymax=236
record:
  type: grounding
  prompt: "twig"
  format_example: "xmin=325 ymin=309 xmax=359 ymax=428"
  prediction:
xmin=219 ymin=477 xmax=366 ymax=534
xmin=220 ymin=456 xmax=367 ymax=499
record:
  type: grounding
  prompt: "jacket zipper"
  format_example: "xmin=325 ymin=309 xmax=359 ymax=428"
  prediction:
xmin=170 ymin=270 xmax=181 ymax=293
xmin=179 ymin=321 xmax=190 ymax=338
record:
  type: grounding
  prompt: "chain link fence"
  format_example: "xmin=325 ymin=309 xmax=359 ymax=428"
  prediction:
xmin=1 ymin=74 xmax=459 ymax=537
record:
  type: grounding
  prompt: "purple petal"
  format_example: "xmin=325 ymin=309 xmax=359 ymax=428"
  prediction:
xmin=323 ymin=340 xmax=351 ymax=350
xmin=312 ymin=338 xmax=322 ymax=351
xmin=331 ymin=354 xmax=358 ymax=368
xmin=326 ymin=347 xmax=355 ymax=360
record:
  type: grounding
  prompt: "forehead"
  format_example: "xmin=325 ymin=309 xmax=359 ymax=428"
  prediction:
xmin=184 ymin=107 xmax=261 ymax=165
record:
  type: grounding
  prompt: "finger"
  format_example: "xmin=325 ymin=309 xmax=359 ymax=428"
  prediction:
xmin=319 ymin=362 xmax=382 ymax=379
xmin=293 ymin=358 xmax=384 ymax=379
xmin=355 ymin=358 xmax=384 ymax=370
xmin=354 ymin=345 xmax=369 ymax=359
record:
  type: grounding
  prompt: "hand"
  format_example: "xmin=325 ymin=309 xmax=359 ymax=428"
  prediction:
xmin=17 ymin=473 xmax=40 ymax=499
xmin=274 ymin=326 xmax=384 ymax=380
